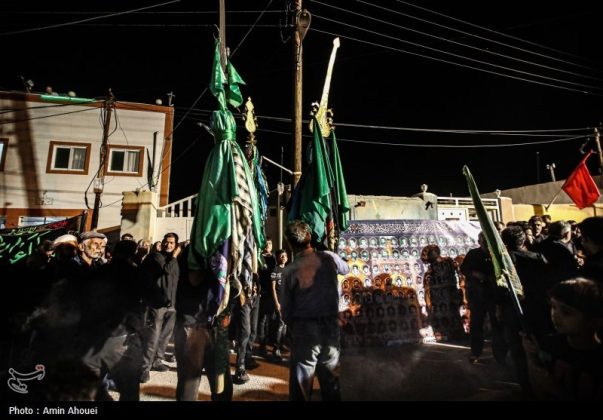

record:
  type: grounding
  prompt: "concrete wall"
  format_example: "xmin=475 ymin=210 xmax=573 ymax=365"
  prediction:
xmin=348 ymin=194 xmax=436 ymax=220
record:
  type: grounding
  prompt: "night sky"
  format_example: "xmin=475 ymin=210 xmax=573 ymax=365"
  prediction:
xmin=2 ymin=0 xmax=603 ymax=202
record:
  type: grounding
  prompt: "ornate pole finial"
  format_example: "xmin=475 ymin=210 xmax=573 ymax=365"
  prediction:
xmin=242 ymin=97 xmax=257 ymax=146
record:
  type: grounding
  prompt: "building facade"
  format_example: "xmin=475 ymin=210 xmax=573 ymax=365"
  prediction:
xmin=0 ymin=91 xmax=173 ymax=231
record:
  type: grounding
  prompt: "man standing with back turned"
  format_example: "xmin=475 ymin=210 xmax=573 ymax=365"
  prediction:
xmin=280 ymin=220 xmax=350 ymax=401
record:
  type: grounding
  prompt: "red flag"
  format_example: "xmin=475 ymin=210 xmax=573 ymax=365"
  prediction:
xmin=562 ymin=151 xmax=600 ymax=209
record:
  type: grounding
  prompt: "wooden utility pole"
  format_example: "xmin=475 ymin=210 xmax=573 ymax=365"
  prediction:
xmin=219 ymin=0 xmax=227 ymax=72
xmin=292 ymin=0 xmax=303 ymax=187
xmin=91 ymin=90 xmax=114 ymax=230
xmin=595 ymin=127 xmax=603 ymax=186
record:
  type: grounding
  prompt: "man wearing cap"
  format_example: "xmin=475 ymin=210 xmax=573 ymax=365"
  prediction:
xmin=77 ymin=231 xmax=107 ymax=269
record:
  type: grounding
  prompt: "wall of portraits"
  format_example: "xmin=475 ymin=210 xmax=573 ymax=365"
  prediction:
xmin=338 ymin=220 xmax=480 ymax=347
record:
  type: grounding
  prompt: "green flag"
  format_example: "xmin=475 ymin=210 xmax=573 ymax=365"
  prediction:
xmin=226 ymin=61 xmax=246 ymax=108
xmin=463 ymin=165 xmax=523 ymax=297
xmin=209 ymin=39 xmax=227 ymax=110
xmin=330 ymin=130 xmax=350 ymax=232
xmin=288 ymin=118 xmax=333 ymax=244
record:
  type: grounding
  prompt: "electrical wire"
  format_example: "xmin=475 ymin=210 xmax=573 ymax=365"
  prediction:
xmin=310 ymin=27 xmax=603 ymax=96
xmin=312 ymin=3 xmax=603 ymax=83
xmin=312 ymin=15 xmax=603 ymax=92
xmin=252 ymin=127 xmax=591 ymax=148
xmin=176 ymin=105 xmax=592 ymax=136
xmin=0 ymin=100 xmax=102 ymax=115
xmin=394 ymin=0 xmax=603 ymax=69
xmin=0 ymin=0 xmax=182 ymax=37
xmin=352 ymin=0 xmax=603 ymax=74
xmin=0 ymin=106 xmax=99 ymax=125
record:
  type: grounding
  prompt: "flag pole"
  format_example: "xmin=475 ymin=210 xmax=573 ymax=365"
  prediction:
xmin=544 ymin=187 xmax=563 ymax=211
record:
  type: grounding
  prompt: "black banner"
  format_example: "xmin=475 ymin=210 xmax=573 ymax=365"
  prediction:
xmin=0 ymin=215 xmax=83 ymax=266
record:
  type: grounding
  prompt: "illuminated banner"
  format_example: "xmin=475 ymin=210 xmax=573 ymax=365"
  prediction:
xmin=338 ymin=219 xmax=480 ymax=347
xmin=0 ymin=215 xmax=84 ymax=266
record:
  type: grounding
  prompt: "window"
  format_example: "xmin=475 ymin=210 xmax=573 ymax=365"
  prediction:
xmin=46 ymin=141 xmax=91 ymax=174
xmin=106 ymin=145 xmax=144 ymax=176
xmin=0 ymin=138 xmax=7 ymax=171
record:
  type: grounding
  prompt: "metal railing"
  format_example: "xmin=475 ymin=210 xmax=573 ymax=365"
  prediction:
xmin=157 ymin=193 xmax=198 ymax=218
xmin=436 ymin=196 xmax=501 ymax=221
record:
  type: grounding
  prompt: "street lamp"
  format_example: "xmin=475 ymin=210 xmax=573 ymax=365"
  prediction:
xmin=91 ymin=177 xmax=104 ymax=230
xmin=93 ymin=177 xmax=104 ymax=194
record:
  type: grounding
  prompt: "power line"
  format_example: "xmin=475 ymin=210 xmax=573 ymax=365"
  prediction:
xmin=353 ymin=0 xmax=603 ymax=75
xmin=0 ymin=100 xmax=103 ymax=114
xmin=0 ymin=106 xmax=99 ymax=125
xmin=313 ymin=3 xmax=603 ymax=83
xmin=231 ymin=0 xmax=274 ymax=56
xmin=394 ymin=0 xmax=602 ymax=68
xmin=252 ymin=127 xmax=590 ymax=148
xmin=176 ymin=106 xmax=592 ymax=136
xmin=2 ymin=10 xmax=281 ymax=15
xmin=312 ymin=15 xmax=603 ymax=92
xmin=25 ymin=23 xmax=281 ymax=28
xmin=311 ymin=27 xmax=602 ymax=96
xmin=0 ymin=0 xmax=182 ymax=37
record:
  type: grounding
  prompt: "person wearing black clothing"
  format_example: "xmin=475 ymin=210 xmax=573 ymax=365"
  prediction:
xmin=578 ymin=217 xmax=603 ymax=283
xmin=501 ymin=226 xmax=550 ymax=397
xmin=535 ymin=221 xmax=579 ymax=287
xmin=256 ymin=238 xmax=276 ymax=355
xmin=460 ymin=232 xmax=506 ymax=363
xmin=140 ymin=232 xmax=180 ymax=382
xmin=79 ymin=240 xmax=145 ymax=401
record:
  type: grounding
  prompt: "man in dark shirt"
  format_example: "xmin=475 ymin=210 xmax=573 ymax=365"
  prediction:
xmin=140 ymin=232 xmax=180 ymax=382
xmin=460 ymin=232 xmax=506 ymax=363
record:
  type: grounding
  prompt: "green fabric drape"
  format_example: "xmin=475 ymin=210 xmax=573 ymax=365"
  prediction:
xmin=330 ymin=130 xmax=350 ymax=232
xmin=288 ymin=119 xmax=333 ymax=244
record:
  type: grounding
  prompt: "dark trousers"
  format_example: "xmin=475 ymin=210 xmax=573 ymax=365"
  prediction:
xmin=83 ymin=333 xmax=142 ymax=401
xmin=174 ymin=320 xmax=232 ymax=401
xmin=256 ymin=294 xmax=274 ymax=345
xmin=142 ymin=307 xmax=176 ymax=373
xmin=501 ymin=300 xmax=532 ymax=396
xmin=289 ymin=318 xmax=341 ymax=401
xmin=235 ymin=297 xmax=259 ymax=368
xmin=468 ymin=287 xmax=506 ymax=360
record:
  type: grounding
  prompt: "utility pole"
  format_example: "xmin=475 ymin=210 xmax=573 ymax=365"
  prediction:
xmin=219 ymin=0 xmax=227 ymax=73
xmin=91 ymin=90 xmax=114 ymax=230
xmin=292 ymin=0 xmax=303 ymax=187
xmin=292 ymin=1 xmax=310 ymax=187
xmin=595 ymin=127 xmax=603 ymax=186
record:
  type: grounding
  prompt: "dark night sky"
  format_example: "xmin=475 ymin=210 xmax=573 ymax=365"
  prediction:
xmin=2 ymin=0 xmax=603 ymax=202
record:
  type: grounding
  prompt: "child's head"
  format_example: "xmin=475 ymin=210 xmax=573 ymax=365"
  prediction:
xmin=549 ymin=278 xmax=603 ymax=335
xmin=275 ymin=249 xmax=288 ymax=265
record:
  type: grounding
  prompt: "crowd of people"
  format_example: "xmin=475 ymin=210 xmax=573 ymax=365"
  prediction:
xmin=461 ymin=216 xmax=603 ymax=400
xmin=2 ymin=214 xmax=601 ymax=401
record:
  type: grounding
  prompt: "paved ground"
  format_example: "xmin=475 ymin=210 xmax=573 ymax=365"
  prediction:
xmin=134 ymin=339 xmax=520 ymax=401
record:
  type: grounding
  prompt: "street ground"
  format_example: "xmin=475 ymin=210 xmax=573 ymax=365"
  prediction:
xmin=135 ymin=339 xmax=520 ymax=401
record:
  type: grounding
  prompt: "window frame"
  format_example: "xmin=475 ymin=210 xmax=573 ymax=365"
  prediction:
xmin=105 ymin=145 xmax=144 ymax=177
xmin=46 ymin=141 xmax=91 ymax=175
xmin=0 ymin=138 xmax=7 ymax=171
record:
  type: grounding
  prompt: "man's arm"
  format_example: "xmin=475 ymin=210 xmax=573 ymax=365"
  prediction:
xmin=323 ymin=250 xmax=350 ymax=275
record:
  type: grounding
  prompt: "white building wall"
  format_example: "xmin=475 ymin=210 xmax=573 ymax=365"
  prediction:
xmin=0 ymin=97 xmax=167 ymax=229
